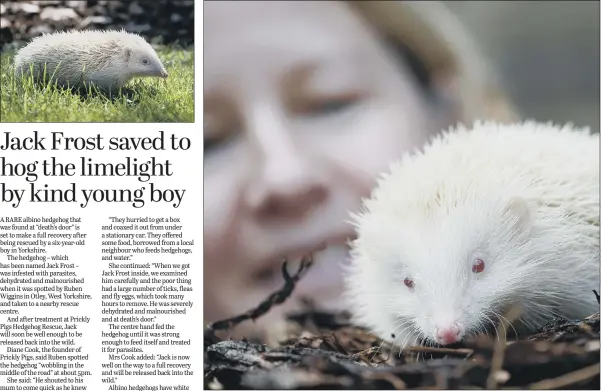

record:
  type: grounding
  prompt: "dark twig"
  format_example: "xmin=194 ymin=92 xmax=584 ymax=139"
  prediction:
xmin=526 ymin=363 xmax=601 ymax=390
xmin=362 ymin=371 xmax=407 ymax=389
xmin=486 ymin=304 xmax=522 ymax=389
xmin=403 ymin=346 xmax=474 ymax=357
xmin=204 ymin=254 xmax=315 ymax=343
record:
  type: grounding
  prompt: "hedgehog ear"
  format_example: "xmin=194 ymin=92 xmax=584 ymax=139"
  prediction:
xmin=123 ymin=47 xmax=132 ymax=61
xmin=504 ymin=196 xmax=532 ymax=236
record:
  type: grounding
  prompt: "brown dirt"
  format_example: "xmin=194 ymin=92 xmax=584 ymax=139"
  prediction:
xmin=204 ymin=255 xmax=601 ymax=389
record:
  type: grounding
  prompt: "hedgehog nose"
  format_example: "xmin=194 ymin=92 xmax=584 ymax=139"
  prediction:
xmin=161 ymin=69 xmax=168 ymax=78
xmin=435 ymin=322 xmax=464 ymax=345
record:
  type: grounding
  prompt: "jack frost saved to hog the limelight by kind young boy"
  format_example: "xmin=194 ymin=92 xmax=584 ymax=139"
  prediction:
xmin=203 ymin=0 xmax=517 ymax=342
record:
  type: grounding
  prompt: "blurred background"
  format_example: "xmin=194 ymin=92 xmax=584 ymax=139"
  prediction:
xmin=446 ymin=0 xmax=599 ymax=132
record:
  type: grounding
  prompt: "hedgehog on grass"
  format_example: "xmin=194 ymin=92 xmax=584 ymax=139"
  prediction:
xmin=13 ymin=29 xmax=169 ymax=93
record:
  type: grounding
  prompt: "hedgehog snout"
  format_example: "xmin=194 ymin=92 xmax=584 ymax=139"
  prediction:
xmin=160 ymin=68 xmax=168 ymax=78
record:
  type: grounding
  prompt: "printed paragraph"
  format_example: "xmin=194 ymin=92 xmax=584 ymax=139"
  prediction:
xmin=100 ymin=216 xmax=193 ymax=390
xmin=0 ymin=216 xmax=91 ymax=390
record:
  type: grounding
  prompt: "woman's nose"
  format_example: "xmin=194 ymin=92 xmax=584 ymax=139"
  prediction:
xmin=252 ymin=161 xmax=328 ymax=221
xmin=244 ymin=109 xmax=329 ymax=222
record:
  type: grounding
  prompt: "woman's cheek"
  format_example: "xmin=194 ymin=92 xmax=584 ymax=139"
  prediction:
xmin=309 ymin=107 xmax=429 ymax=183
xmin=203 ymin=166 xmax=244 ymax=273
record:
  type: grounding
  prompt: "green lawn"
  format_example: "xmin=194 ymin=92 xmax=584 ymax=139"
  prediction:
xmin=0 ymin=45 xmax=195 ymax=122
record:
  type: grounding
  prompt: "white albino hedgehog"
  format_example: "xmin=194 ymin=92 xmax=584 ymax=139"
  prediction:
xmin=344 ymin=121 xmax=600 ymax=350
xmin=13 ymin=29 xmax=168 ymax=91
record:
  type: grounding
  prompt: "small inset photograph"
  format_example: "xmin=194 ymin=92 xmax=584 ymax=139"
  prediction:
xmin=0 ymin=0 xmax=194 ymax=123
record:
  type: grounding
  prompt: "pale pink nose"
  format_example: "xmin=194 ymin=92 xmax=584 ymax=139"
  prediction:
xmin=435 ymin=323 xmax=463 ymax=345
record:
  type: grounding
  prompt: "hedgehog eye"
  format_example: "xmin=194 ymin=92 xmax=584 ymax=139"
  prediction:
xmin=403 ymin=277 xmax=414 ymax=289
xmin=472 ymin=259 xmax=485 ymax=273
xmin=142 ymin=58 xmax=149 ymax=65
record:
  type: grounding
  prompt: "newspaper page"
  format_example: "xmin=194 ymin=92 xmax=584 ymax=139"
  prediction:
xmin=0 ymin=1 xmax=201 ymax=390
xmin=1 ymin=126 xmax=201 ymax=390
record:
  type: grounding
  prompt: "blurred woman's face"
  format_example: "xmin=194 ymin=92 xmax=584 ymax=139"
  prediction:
xmin=204 ymin=1 xmax=445 ymax=335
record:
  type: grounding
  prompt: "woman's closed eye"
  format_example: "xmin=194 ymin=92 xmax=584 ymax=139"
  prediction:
xmin=203 ymin=98 xmax=241 ymax=155
xmin=204 ymin=135 xmax=229 ymax=153
xmin=296 ymin=92 xmax=363 ymax=118
xmin=204 ymin=119 xmax=240 ymax=154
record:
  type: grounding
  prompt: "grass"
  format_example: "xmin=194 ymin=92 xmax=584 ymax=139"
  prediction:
xmin=0 ymin=45 xmax=195 ymax=122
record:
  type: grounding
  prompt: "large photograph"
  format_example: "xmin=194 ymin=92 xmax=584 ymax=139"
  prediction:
xmin=203 ymin=1 xmax=600 ymax=389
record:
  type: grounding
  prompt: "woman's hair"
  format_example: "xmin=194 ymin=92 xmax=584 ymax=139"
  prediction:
xmin=384 ymin=36 xmax=434 ymax=99
xmin=348 ymin=1 xmax=519 ymax=123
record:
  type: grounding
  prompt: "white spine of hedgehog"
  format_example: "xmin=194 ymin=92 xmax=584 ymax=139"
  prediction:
xmin=343 ymin=121 xmax=599 ymax=349
xmin=13 ymin=29 xmax=168 ymax=91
